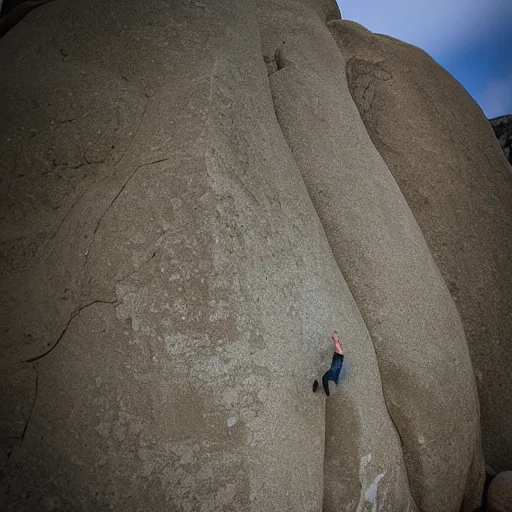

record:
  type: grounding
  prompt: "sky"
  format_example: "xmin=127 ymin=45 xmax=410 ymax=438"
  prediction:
xmin=337 ymin=0 xmax=512 ymax=119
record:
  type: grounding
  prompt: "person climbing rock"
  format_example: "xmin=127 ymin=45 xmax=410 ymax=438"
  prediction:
xmin=313 ymin=331 xmax=344 ymax=396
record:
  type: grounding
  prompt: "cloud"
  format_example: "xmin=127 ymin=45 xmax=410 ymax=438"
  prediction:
xmin=338 ymin=0 xmax=511 ymax=56
xmin=479 ymin=74 xmax=512 ymax=118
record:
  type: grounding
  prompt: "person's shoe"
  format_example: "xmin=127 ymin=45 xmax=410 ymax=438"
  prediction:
xmin=322 ymin=377 xmax=330 ymax=396
xmin=312 ymin=380 xmax=319 ymax=392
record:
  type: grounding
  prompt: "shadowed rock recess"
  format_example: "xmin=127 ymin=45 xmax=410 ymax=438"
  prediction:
xmin=490 ymin=115 xmax=512 ymax=165
xmin=1 ymin=0 xmax=508 ymax=510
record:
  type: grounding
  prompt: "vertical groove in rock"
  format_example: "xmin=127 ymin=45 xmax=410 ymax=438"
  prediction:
xmin=258 ymin=2 xmax=418 ymax=511
xmin=259 ymin=1 xmax=481 ymax=511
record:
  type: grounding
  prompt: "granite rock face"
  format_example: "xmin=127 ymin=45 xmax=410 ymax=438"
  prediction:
xmin=259 ymin=2 xmax=418 ymax=511
xmin=259 ymin=4 xmax=481 ymax=511
xmin=490 ymin=115 xmax=512 ymax=165
xmin=331 ymin=20 xmax=512 ymax=476
xmin=0 ymin=1 xmax=488 ymax=511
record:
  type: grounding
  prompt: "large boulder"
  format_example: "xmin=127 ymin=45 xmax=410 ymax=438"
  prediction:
xmin=0 ymin=0 xmax=413 ymax=510
xmin=0 ymin=1 xmax=485 ymax=510
xmin=331 ymin=20 xmax=512 ymax=475
xmin=259 ymin=2 xmax=482 ymax=511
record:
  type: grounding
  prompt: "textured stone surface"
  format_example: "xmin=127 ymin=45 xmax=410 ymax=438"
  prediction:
xmin=488 ymin=472 xmax=512 ymax=512
xmin=259 ymin=2 xmax=418 ymax=511
xmin=490 ymin=114 xmax=512 ymax=165
xmin=0 ymin=1 xmax=487 ymax=511
xmin=331 ymin=20 xmax=512 ymax=477
xmin=260 ymin=5 xmax=482 ymax=512
xmin=0 ymin=0 xmax=411 ymax=510
xmin=0 ymin=364 xmax=37 ymax=482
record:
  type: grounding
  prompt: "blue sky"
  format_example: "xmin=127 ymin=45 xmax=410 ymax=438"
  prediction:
xmin=337 ymin=0 xmax=512 ymax=119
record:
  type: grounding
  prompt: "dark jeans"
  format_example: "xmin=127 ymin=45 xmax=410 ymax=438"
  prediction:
xmin=322 ymin=353 xmax=344 ymax=396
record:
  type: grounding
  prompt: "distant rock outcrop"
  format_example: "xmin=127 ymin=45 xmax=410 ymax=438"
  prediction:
xmin=490 ymin=115 xmax=512 ymax=165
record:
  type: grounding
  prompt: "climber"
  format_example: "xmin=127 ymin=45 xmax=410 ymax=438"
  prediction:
xmin=313 ymin=331 xmax=344 ymax=397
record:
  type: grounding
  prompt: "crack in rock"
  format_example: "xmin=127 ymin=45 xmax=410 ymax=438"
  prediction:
xmin=25 ymin=299 xmax=118 ymax=364
xmin=83 ymin=157 xmax=170 ymax=274
xmin=19 ymin=364 xmax=38 ymax=448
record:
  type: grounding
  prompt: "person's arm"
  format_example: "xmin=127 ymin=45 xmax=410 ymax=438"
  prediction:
xmin=332 ymin=331 xmax=343 ymax=355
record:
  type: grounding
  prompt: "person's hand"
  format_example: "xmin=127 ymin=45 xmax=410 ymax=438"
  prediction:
xmin=332 ymin=331 xmax=343 ymax=354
